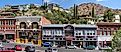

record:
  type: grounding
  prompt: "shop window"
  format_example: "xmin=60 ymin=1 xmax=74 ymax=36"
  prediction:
xmin=6 ymin=34 xmax=14 ymax=39
xmin=0 ymin=35 xmax=4 ymax=40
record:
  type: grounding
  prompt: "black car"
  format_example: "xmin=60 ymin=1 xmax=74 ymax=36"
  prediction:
xmin=25 ymin=46 xmax=35 ymax=52
xmin=45 ymin=48 xmax=52 ymax=52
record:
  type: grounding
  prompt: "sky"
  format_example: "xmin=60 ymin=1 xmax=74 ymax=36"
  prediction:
xmin=0 ymin=0 xmax=121 ymax=9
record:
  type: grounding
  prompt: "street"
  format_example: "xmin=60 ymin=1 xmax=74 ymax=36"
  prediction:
xmin=2 ymin=43 xmax=104 ymax=52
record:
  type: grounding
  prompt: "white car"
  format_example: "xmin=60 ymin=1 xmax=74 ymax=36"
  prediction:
xmin=52 ymin=48 xmax=58 ymax=52
xmin=65 ymin=45 xmax=77 ymax=49
xmin=0 ymin=42 xmax=3 ymax=48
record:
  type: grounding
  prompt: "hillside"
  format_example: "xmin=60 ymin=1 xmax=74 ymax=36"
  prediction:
xmin=77 ymin=3 xmax=121 ymax=17
xmin=0 ymin=3 xmax=121 ymax=24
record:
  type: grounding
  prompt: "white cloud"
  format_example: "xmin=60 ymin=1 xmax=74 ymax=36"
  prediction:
xmin=96 ymin=0 xmax=104 ymax=1
xmin=44 ymin=0 xmax=50 ymax=3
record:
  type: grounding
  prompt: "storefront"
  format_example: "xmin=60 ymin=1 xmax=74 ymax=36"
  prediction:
xmin=98 ymin=36 xmax=113 ymax=47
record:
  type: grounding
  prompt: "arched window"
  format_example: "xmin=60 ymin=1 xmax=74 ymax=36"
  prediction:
xmin=32 ymin=22 xmax=38 ymax=29
xmin=20 ymin=22 xmax=26 ymax=29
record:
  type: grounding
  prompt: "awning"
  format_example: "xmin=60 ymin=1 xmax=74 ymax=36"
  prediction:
xmin=98 ymin=36 xmax=113 ymax=41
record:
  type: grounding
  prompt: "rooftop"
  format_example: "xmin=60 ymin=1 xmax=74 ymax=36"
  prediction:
xmin=96 ymin=22 xmax=121 ymax=25
xmin=15 ymin=16 xmax=42 ymax=18
xmin=42 ymin=24 xmax=97 ymax=28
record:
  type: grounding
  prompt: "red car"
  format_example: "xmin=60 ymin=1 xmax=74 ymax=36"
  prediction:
xmin=15 ymin=45 xmax=22 ymax=51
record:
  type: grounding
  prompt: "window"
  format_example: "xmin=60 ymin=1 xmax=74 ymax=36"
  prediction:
xmin=79 ymin=33 xmax=81 ymax=35
xmin=93 ymin=33 xmax=95 ymax=35
xmin=100 ymin=28 xmax=103 ymax=30
xmin=76 ymin=33 xmax=78 ymax=35
xmin=104 ymin=31 xmax=107 ymax=35
xmin=107 ymin=31 xmax=110 ymax=35
xmin=43 ymin=30 xmax=45 ymax=35
xmin=100 ymin=31 xmax=102 ymax=35
xmin=0 ymin=21 xmax=1 ymax=25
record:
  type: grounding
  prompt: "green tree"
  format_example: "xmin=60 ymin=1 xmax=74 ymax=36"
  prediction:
xmin=103 ymin=9 xmax=115 ymax=22
xmin=112 ymin=29 xmax=121 ymax=51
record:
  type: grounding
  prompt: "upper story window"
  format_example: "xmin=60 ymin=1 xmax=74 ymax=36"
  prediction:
xmin=0 ymin=21 xmax=3 ymax=25
xmin=32 ymin=22 xmax=39 ymax=29
xmin=107 ymin=31 xmax=110 ymax=35
xmin=104 ymin=31 xmax=107 ymax=35
xmin=20 ymin=22 xmax=26 ymax=29
xmin=86 ymin=30 xmax=95 ymax=35
xmin=54 ymin=30 xmax=63 ymax=35
xmin=75 ymin=30 xmax=83 ymax=36
xmin=6 ymin=20 xmax=13 ymax=25
xmin=0 ymin=21 xmax=1 ymax=25
xmin=100 ymin=28 xmax=103 ymax=30
xmin=100 ymin=31 xmax=102 ymax=35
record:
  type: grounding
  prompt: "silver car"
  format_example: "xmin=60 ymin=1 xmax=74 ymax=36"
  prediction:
xmin=65 ymin=45 xmax=76 ymax=49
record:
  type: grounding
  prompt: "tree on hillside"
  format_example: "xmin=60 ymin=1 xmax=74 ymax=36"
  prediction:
xmin=112 ymin=29 xmax=121 ymax=51
xmin=103 ymin=9 xmax=115 ymax=22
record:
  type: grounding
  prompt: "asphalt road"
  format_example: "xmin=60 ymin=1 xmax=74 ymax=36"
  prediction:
xmin=2 ymin=43 xmax=104 ymax=52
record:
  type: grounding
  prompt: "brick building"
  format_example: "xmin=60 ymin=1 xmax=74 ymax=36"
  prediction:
xmin=97 ymin=22 xmax=121 ymax=48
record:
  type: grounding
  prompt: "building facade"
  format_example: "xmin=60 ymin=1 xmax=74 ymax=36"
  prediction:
xmin=0 ymin=11 xmax=16 ymax=42
xmin=42 ymin=24 xmax=97 ymax=47
xmin=16 ymin=16 xmax=41 ymax=45
xmin=0 ymin=17 xmax=16 ymax=41
xmin=97 ymin=22 xmax=121 ymax=48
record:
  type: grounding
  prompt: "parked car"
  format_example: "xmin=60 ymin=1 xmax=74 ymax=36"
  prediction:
xmin=65 ymin=45 xmax=77 ymax=49
xmin=45 ymin=48 xmax=52 ymax=52
xmin=43 ymin=42 xmax=52 ymax=47
xmin=14 ymin=45 xmax=22 ymax=51
xmin=26 ymin=42 xmax=33 ymax=46
xmin=0 ymin=42 xmax=3 ymax=48
xmin=52 ymin=48 xmax=58 ymax=52
xmin=83 ymin=45 xmax=96 ymax=50
xmin=99 ymin=46 xmax=112 ymax=50
xmin=25 ymin=46 xmax=35 ymax=52
xmin=0 ymin=47 xmax=15 ymax=52
xmin=45 ymin=48 xmax=58 ymax=52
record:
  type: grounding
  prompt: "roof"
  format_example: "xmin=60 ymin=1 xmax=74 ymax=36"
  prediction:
xmin=15 ymin=16 xmax=42 ymax=18
xmin=96 ymin=22 xmax=121 ymax=26
xmin=42 ymin=24 xmax=97 ymax=28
